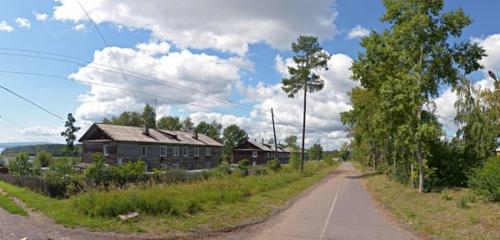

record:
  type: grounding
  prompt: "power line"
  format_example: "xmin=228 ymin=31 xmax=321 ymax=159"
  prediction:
xmin=75 ymin=0 xmax=138 ymax=100
xmin=0 ymin=114 xmax=46 ymax=142
xmin=0 ymin=84 xmax=63 ymax=120
xmin=0 ymin=50 xmax=247 ymax=109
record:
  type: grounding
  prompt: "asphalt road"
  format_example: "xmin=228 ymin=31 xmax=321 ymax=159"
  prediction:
xmin=226 ymin=162 xmax=416 ymax=240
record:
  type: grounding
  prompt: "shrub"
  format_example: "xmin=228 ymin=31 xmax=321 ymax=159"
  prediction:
xmin=238 ymin=159 xmax=250 ymax=170
xmin=440 ymin=188 xmax=452 ymax=201
xmin=8 ymin=152 xmax=32 ymax=176
xmin=288 ymin=145 xmax=301 ymax=170
xmin=266 ymin=159 xmax=281 ymax=172
xmin=33 ymin=151 xmax=52 ymax=169
xmin=469 ymin=156 xmax=500 ymax=201
xmin=84 ymin=153 xmax=113 ymax=186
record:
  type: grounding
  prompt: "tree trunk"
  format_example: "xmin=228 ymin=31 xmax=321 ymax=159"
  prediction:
xmin=416 ymin=149 xmax=424 ymax=193
xmin=301 ymin=81 xmax=307 ymax=172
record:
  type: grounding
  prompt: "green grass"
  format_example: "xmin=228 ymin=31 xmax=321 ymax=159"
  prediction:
xmin=0 ymin=161 xmax=339 ymax=236
xmin=0 ymin=193 xmax=28 ymax=216
xmin=354 ymin=162 xmax=500 ymax=240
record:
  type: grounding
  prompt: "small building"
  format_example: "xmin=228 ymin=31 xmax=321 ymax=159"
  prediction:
xmin=495 ymin=147 xmax=500 ymax=156
xmin=232 ymin=140 xmax=289 ymax=165
xmin=79 ymin=123 xmax=223 ymax=171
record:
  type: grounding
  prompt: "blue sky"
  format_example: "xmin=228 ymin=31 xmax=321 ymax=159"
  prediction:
xmin=0 ymin=0 xmax=499 ymax=149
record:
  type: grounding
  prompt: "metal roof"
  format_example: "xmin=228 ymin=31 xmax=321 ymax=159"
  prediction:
xmin=240 ymin=140 xmax=288 ymax=152
xmin=80 ymin=123 xmax=223 ymax=147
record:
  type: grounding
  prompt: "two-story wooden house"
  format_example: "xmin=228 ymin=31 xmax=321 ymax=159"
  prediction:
xmin=232 ymin=140 xmax=289 ymax=165
xmin=79 ymin=123 xmax=223 ymax=171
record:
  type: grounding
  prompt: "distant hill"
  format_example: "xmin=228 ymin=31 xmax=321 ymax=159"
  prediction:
xmin=0 ymin=142 xmax=52 ymax=149
xmin=0 ymin=143 xmax=82 ymax=157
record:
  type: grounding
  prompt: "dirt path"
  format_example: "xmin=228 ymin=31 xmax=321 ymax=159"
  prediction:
xmin=223 ymin=162 xmax=417 ymax=240
xmin=0 ymin=192 xmax=155 ymax=240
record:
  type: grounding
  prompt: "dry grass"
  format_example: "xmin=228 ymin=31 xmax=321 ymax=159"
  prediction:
xmin=356 ymin=162 xmax=500 ymax=240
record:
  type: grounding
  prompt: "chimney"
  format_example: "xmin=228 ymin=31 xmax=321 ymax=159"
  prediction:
xmin=143 ymin=125 xmax=150 ymax=136
xmin=192 ymin=129 xmax=198 ymax=139
xmin=261 ymin=138 xmax=264 ymax=143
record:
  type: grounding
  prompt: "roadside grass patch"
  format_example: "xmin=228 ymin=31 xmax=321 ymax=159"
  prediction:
xmin=0 ymin=161 xmax=339 ymax=234
xmin=0 ymin=193 xmax=27 ymax=216
xmin=359 ymin=169 xmax=500 ymax=240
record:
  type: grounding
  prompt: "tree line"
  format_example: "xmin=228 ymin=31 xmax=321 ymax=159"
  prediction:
xmin=341 ymin=0 xmax=499 ymax=197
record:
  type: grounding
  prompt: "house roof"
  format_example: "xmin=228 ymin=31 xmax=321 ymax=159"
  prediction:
xmin=235 ymin=140 xmax=288 ymax=152
xmin=79 ymin=123 xmax=223 ymax=147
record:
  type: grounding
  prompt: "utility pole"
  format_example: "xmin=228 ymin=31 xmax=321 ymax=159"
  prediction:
xmin=271 ymin=108 xmax=278 ymax=161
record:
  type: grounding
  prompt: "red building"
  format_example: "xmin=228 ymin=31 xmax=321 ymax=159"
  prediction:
xmin=232 ymin=140 xmax=289 ymax=165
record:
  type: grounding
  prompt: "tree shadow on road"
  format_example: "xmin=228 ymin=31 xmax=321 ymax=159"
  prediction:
xmin=344 ymin=172 xmax=379 ymax=179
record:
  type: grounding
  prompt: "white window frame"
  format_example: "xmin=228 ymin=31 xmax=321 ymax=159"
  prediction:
xmin=173 ymin=146 xmax=179 ymax=156
xmin=183 ymin=147 xmax=189 ymax=157
xmin=160 ymin=146 xmax=167 ymax=157
xmin=141 ymin=145 xmax=147 ymax=157
xmin=103 ymin=144 xmax=109 ymax=157
xmin=252 ymin=151 xmax=258 ymax=158
xmin=194 ymin=147 xmax=199 ymax=157
xmin=206 ymin=147 xmax=211 ymax=157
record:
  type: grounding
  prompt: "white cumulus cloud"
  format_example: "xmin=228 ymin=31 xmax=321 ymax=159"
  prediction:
xmin=70 ymin=42 xmax=250 ymax=122
xmin=52 ymin=0 xmax=337 ymax=55
xmin=15 ymin=17 xmax=31 ymax=29
xmin=347 ymin=25 xmax=370 ymax=39
xmin=0 ymin=20 xmax=13 ymax=32
xmin=34 ymin=12 xmax=49 ymax=21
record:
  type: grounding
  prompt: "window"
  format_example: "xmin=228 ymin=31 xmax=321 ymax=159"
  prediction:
xmin=267 ymin=152 xmax=270 ymax=158
xmin=141 ymin=146 xmax=147 ymax=157
xmin=173 ymin=146 xmax=179 ymax=156
xmin=252 ymin=151 xmax=258 ymax=158
xmin=183 ymin=147 xmax=189 ymax=157
xmin=160 ymin=146 xmax=167 ymax=157
xmin=206 ymin=147 xmax=211 ymax=157
xmin=103 ymin=144 xmax=109 ymax=156
xmin=172 ymin=163 xmax=179 ymax=169
xmin=194 ymin=147 xmax=199 ymax=157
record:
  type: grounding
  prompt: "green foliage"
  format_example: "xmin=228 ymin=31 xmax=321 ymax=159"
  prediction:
xmin=266 ymin=159 xmax=281 ymax=172
xmin=0 ymin=194 xmax=27 ymax=216
xmin=238 ymin=159 xmax=250 ymax=170
xmin=308 ymin=143 xmax=323 ymax=160
xmin=440 ymin=188 xmax=452 ymax=201
xmin=1 ymin=144 xmax=81 ymax=158
xmin=181 ymin=117 xmax=194 ymax=132
xmin=222 ymin=124 xmax=248 ymax=161
xmin=157 ymin=116 xmax=182 ymax=130
xmin=8 ymin=152 xmax=32 ymax=176
xmin=84 ymin=153 xmax=112 ymax=186
xmin=322 ymin=153 xmax=334 ymax=166
xmin=102 ymin=111 xmax=144 ymax=126
xmin=341 ymin=0 xmax=485 ymax=191
xmin=60 ymin=113 xmax=81 ymax=156
xmin=281 ymin=35 xmax=329 ymax=97
xmin=33 ymin=150 xmax=52 ymax=169
xmin=469 ymin=156 xmax=500 ymax=201
xmin=195 ymin=120 xmax=222 ymax=141
xmin=110 ymin=161 xmax=147 ymax=187
xmin=142 ymin=104 xmax=156 ymax=128
xmin=288 ymin=145 xmax=301 ymax=170
xmin=50 ymin=157 xmax=77 ymax=175
xmin=72 ymin=161 xmax=332 ymax=218
xmin=284 ymin=135 xmax=297 ymax=147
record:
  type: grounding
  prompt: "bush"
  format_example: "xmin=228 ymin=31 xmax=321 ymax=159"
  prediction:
xmin=33 ymin=151 xmax=52 ymax=169
xmin=440 ymin=188 xmax=452 ymax=201
xmin=238 ymin=159 xmax=250 ymax=170
xmin=84 ymin=153 xmax=113 ymax=186
xmin=288 ymin=145 xmax=301 ymax=170
xmin=469 ymin=156 xmax=500 ymax=201
xmin=8 ymin=152 xmax=32 ymax=176
xmin=266 ymin=159 xmax=281 ymax=172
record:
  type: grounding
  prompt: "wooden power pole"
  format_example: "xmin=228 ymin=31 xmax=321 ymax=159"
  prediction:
xmin=271 ymin=108 xmax=278 ymax=161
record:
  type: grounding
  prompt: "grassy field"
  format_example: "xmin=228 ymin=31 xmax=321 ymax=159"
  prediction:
xmin=0 ymin=161 xmax=339 ymax=236
xmin=355 ymin=163 xmax=500 ymax=240
xmin=0 ymin=193 xmax=28 ymax=216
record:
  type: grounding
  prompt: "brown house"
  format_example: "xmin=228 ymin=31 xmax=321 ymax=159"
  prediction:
xmin=79 ymin=123 xmax=223 ymax=171
xmin=232 ymin=140 xmax=289 ymax=165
